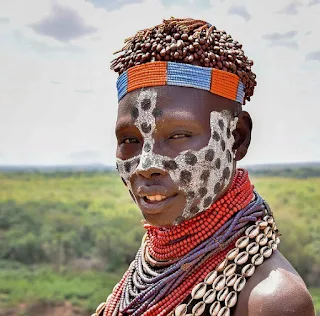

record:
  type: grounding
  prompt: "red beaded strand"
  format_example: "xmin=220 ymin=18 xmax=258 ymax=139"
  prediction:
xmin=105 ymin=270 xmax=130 ymax=316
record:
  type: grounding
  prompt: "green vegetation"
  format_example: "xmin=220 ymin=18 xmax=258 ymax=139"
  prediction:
xmin=0 ymin=170 xmax=319 ymax=314
xmin=0 ymin=262 xmax=120 ymax=313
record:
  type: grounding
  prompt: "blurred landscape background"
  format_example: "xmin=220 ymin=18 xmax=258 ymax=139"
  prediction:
xmin=1 ymin=0 xmax=320 ymax=315
xmin=0 ymin=163 xmax=319 ymax=315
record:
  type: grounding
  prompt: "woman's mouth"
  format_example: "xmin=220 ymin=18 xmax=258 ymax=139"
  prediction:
xmin=144 ymin=194 xmax=168 ymax=202
xmin=139 ymin=193 xmax=178 ymax=214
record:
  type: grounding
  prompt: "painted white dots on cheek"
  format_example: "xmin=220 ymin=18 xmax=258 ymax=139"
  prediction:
xmin=171 ymin=110 xmax=238 ymax=224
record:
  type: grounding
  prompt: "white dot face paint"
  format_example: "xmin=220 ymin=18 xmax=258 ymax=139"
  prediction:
xmin=116 ymin=88 xmax=238 ymax=225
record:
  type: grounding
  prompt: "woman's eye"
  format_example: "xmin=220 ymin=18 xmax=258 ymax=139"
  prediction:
xmin=170 ymin=133 xmax=191 ymax=139
xmin=121 ymin=137 xmax=139 ymax=144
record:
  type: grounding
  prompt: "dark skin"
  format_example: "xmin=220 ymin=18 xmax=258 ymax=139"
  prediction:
xmin=116 ymin=86 xmax=247 ymax=226
xmin=115 ymin=86 xmax=315 ymax=315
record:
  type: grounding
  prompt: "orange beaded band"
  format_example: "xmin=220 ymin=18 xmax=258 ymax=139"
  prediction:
xmin=117 ymin=61 xmax=245 ymax=104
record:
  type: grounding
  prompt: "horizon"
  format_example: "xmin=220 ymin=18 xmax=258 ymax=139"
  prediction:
xmin=1 ymin=160 xmax=320 ymax=168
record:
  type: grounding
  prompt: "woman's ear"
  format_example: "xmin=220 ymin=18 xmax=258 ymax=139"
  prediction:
xmin=233 ymin=111 xmax=252 ymax=161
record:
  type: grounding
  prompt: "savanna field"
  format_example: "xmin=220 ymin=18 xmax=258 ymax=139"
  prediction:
xmin=0 ymin=169 xmax=319 ymax=315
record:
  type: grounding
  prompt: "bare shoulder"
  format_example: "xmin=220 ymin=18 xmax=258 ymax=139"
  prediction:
xmin=233 ymin=250 xmax=315 ymax=316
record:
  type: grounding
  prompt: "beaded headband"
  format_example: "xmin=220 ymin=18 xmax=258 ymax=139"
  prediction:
xmin=117 ymin=61 xmax=245 ymax=104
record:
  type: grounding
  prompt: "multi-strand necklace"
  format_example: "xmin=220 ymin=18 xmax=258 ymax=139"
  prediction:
xmin=92 ymin=169 xmax=280 ymax=316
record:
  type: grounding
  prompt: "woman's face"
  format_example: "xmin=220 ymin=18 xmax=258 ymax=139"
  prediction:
xmin=115 ymin=86 xmax=240 ymax=227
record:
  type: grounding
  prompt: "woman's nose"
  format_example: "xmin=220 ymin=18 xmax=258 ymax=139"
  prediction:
xmin=136 ymin=166 xmax=167 ymax=179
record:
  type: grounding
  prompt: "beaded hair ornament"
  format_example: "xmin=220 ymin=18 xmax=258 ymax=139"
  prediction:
xmin=111 ymin=18 xmax=257 ymax=104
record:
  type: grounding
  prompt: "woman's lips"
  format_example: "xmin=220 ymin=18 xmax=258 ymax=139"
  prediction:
xmin=136 ymin=185 xmax=178 ymax=214
xmin=136 ymin=185 xmax=171 ymax=197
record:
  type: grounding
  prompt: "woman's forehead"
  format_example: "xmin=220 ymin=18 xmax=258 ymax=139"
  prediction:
xmin=117 ymin=86 xmax=238 ymax=122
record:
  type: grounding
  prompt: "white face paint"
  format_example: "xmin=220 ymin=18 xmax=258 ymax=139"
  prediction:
xmin=117 ymin=89 xmax=238 ymax=225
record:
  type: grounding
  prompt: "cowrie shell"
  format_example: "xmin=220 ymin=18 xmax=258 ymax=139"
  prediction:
xmin=213 ymin=275 xmax=226 ymax=291
xmin=246 ymin=242 xmax=259 ymax=255
xmin=192 ymin=301 xmax=206 ymax=316
xmin=204 ymin=270 xmax=218 ymax=285
xmin=95 ymin=302 xmax=106 ymax=314
xmin=264 ymin=226 xmax=272 ymax=238
xmin=174 ymin=304 xmax=187 ymax=316
xmin=241 ymin=263 xmax=255 ymax=277
xmin=252 ymin=253 xmax=264 ymax=266
xmin=234 ymin=251 xmax=249 ymax=265
xmin=225 ymin=291 xmax=238 ymax=308
xmin=191 ymin=282 xmax=207 ymax=300
xmin=234 ymin=276 xmax=246 ymax=292
xmin=216 ymin=258 xmax=228 ymax=272
xmin=245 ymin=225 xmax=260 ymax=239
xmin=267 ymin=217 xmax=274 ymax=225
xmin=226 ymin=274 xmax=237 ymax=287
xmin=223 ymin=263 xmax=237 ymax=277
xmin=226 ymin=248 xmax=239 ymax=261
xmin=217 ymin=306 xmax=230 ymax=316
xmin=258 ymin=220 xmax=268 ymax=229
xmin=235 ymin=236 xmax=250 ymax=249
xmin=260 ymin=246 xmax=273 ymax=258
xmin=209 ymin=301 xmax=221 ymax=316
xmin=217 ymin=286 xmax=229 ymax=301
xmin=263 ymin=215 xmax=271 ymax=222
xmin=256 ymin=233 xmax=268 ymax=246
xmin=203 ymin=289 xmax=216 ymax=304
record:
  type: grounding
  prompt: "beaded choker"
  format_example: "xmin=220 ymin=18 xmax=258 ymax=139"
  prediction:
xmin=92 ymin=170 xmax=280 ymax=316
xmin=117 ymin=61 xmax=245 ymax=104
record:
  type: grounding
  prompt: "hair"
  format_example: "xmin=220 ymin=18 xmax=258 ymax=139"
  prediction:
xmin=111 ymin=18 xmax=257 ymax=103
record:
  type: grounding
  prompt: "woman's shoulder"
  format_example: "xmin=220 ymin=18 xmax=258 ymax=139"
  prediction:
xmin=233 ymin=250 xmax=315 ymax=316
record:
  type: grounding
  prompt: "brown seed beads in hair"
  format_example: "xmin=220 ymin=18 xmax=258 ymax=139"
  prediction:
xmin=111 ymin=18 xmax=257 ymax=103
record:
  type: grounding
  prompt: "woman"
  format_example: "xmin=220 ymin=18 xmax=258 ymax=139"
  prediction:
xmin=93 ymin=18 xmax=315 ymax=316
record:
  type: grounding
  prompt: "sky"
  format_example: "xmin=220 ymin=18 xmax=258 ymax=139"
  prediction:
xmin=0 ymin=0 xmax=319 ymax=167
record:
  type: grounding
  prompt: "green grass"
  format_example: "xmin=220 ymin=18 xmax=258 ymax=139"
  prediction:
xmin=0 ymin=263 xmax=122 ymax=313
